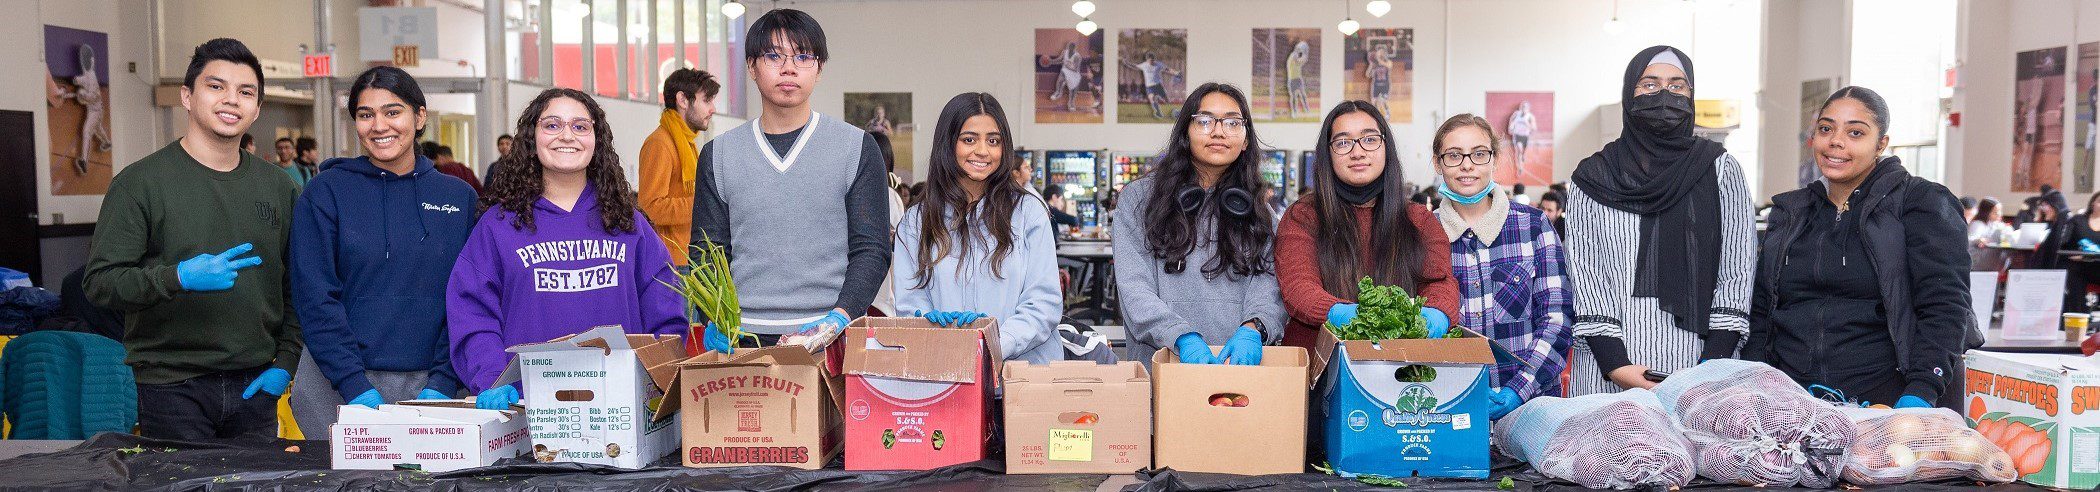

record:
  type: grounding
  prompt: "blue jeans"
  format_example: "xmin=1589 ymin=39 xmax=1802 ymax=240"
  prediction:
xmin=135 ymin=366 xmax=280 ymax=440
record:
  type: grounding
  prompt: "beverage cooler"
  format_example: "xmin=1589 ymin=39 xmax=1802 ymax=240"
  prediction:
xmin=1261 ymin=149 xmax=1290 ymax=210
xmin=1043 ymin=150 xmax=1105 ymax=226
xmin=1108 ymin=151 xmax=1155 ymax=190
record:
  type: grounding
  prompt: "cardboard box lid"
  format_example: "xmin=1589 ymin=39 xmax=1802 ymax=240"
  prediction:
xmin=501 ymin=325 xmax=685 ymax=393
xmin=1310 ymin=326 xmax=1520 ymax=379
xmin=842 ymin=317 xmax=1004 ymax=384
xmin=1966 ymin=350 xmax=2100 ymax=373
xmin=654 ymin=345 xmax=844 ymax=422
xmin=1002 ymin=360 xmax=1150 ymax=385
xmin=336 ymin=403 xmax=520 ymax=425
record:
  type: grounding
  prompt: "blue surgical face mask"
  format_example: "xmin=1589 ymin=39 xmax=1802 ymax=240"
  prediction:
xmin=1438 ymin=180 xmax=1497 ymax=205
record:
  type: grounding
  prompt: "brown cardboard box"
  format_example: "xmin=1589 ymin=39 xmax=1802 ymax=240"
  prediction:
xmin=1150 ymin=346 xmax=1310 ymax=475
xmin=1002 ymin=360 xmax=1152 ymax=474
xmin=841 ymin=317 xmax=1004 ymax=470
xmin=660 ymin=345 xmax=843 ymax=470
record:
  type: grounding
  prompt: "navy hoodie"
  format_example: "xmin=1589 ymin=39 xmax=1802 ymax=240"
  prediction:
xmin=291 ymin=155 xmax=477 ymax=400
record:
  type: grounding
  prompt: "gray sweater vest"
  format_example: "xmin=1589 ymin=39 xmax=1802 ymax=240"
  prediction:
xmin=709 ymin=113 xmax=867 ymax=333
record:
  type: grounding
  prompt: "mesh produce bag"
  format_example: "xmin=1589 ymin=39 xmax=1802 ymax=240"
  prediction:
xmin=1492 ymin=388 xmax=1697 ymax=489
xmin=1652 ymin=359 xmax=1855 ymax=488
xmin=1838 ymin=406 xmax=2017 ymax=485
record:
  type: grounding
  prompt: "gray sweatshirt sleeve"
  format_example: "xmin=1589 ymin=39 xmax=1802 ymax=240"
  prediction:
xmin=1111 ymin=182 xmax=1195 ymax=347
xmin=832 ymin=133 xmax=894 ymax=318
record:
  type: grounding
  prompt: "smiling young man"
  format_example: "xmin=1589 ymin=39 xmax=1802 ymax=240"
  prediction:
xmin=641 ymin=68 xmax=719 ymax=266
xmin=690 ymin=9 xmax=890 ymax=345
xmin=84 ymin=38 xmax=303 ymax=440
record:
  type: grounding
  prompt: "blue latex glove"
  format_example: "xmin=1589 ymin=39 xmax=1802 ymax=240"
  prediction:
xmin=241 ymin=367 xmax=290 ymax=399
xmin=1174 ymin=332 xmax=1218 ymax=364
xmin=1215 ymin=327 xmax=1265 ymax=365
xmin=1423 ymin=307 xmax=1453 ymax=337
xmin=799 ymin=310 xmax=851 ymax=334
xmin=416 ymin=389 xmax=450 ymax=401
xmin=1326 ymin=303 xmax=1359 ymax=327
xmin=1894 ymin=395 xmax=1932 ymax=409
xmin=476 ymin=385 xmax=520 ymax=410
xmin=1488 ymin=387 xmax=1523 ymax=420
xmin=916 ymin=310 xmax=986 ymax=328
xmin=702 ymin=321 xmax=733 ymax=354
xmin=176 ymin=243 xmax=263 ymax=292
xmin=347 ymin=388 xmax=384 ymax=409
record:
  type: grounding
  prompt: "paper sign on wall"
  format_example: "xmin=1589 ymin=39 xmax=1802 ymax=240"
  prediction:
xmin=2002 ymin=269 xmax=2067 ymax=340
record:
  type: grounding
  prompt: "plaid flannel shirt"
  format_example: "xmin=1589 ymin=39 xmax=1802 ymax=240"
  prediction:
xmin=1448 ymin=206 xmax=1573 ymax=399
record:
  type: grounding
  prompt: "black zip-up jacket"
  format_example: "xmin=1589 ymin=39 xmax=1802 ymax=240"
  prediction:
xmin=1746 ymin=158 xmax=1982 ymax=406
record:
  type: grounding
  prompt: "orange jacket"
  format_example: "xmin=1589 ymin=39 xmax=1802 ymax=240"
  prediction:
xmin=639 ymin=123 xmax=696 ymax=266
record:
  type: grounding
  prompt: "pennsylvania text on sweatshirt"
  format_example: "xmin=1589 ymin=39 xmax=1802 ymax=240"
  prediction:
xmin=84 ymin=139 xmax=303 ymax=384
xmin=292 ymin=155 xmax=477 ymax=401
xmin=893 ymin=195 xmax=1064 ymax=363
xmin=446 ymin=184 xmax=689 ymax=391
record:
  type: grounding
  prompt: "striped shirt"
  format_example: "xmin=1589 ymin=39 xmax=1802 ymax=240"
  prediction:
xmin=1565 ymin=153 xmax=1757 ymax=396
xmin=1438 ymin=196 xmax=1573 ymax=399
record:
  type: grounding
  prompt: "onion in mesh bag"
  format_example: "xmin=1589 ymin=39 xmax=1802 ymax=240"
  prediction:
xmin=1839 ymin=407 xmax=2017 ymax=485
xmin=1653 ymin=359 xmax=1855 ymax=488
xmin=1492 ymin=389 xmax=1697 ymax=489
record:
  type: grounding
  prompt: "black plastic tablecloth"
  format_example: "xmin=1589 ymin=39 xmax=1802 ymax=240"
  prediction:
xmin=0 ymin=433 xmax=2055 ymax=491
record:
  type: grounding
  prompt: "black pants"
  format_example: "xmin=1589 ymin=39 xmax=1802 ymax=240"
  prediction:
xmin=135 ymin=366 xmax=281 ymax=440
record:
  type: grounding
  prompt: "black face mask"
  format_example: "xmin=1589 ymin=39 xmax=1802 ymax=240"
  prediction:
xmin=1628 ymin=90 xmax=1694 ymax=136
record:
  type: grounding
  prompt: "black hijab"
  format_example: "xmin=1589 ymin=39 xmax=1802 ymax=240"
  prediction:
xmin=1570 ymin=45 xmax=1730 ymax=335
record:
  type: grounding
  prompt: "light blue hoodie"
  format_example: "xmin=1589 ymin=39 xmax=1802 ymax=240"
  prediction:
xmin=892 ymin=193 xmax=1064 ymax=364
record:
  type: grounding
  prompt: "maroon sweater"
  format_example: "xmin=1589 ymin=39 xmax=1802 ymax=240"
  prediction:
xmin=1275 ymin=199 xmax=1461 ymax=349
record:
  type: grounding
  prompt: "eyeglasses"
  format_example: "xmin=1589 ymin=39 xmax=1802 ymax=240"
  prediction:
xmin=1636 ymin=80 xmax=1690 ymax=94
xmin=760 ymin=51 xmax=822 ymax=69
xmin=1330 ymin=135 xmax=1386 ymax=154
xmin=538 ymin=117 xmax=595 ymax=137
xmin=1192 ymin=115 xmax=1247 ymax=136
xmin=1437 ymin=149 xmax=1497 ymax=167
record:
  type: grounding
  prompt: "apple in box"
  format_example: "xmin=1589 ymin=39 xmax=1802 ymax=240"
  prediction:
xmin=840 ymin=316 xmax=1003 ymax=471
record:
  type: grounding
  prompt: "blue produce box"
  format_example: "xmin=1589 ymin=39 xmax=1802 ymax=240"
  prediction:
xmin=1313 ymin=331 xmax=1499 ymax=479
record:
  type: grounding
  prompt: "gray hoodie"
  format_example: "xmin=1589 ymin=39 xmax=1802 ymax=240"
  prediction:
xmin=1110 ymin=177 xmax=1286 ymax=363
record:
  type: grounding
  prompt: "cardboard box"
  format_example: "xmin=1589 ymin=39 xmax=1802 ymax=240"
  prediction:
xmin=662 ymin=345 xmax=843 ymax=469
xmin=501 ymin=325 xmax=684 ymax=468
xmin=840 ymin=317 xmax=1003 ymax=470
xmin=1002 ymin=360 xmax=1152 ymax=474
xmin=1962 ymin=351 xmax=2100 ymax=489
xmin=329 ymin=401 xmax=530 ymax=472
xmin=1312 ymin=329 xmax=1497 ymax=479
xmin=1150 ymin=345 xmax=1309 ymax=475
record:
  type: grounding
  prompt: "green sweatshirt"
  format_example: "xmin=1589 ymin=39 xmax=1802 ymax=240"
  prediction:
xmin=84 ymin=139 xmax=303 ymax=385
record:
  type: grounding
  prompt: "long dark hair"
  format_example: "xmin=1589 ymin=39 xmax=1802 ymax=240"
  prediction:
xmin=1140 ymin=82 xmax=1274 ymax=279
xmin=347 ymin=66 xmax=427 ymax=139
xmin=913 ymin=93 xmax=1028 ymax=288
xmin=481 ymin=88 xmax=639 ymax=235
xmin=1305 ymin=100 xmax=1424 ymax=298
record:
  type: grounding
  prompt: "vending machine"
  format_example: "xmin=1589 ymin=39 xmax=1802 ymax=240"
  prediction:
xmin=1043 ymin=150 xmax=1104 ymax=226
xmin=1261 ymin=149 xmax=1290 ymax=210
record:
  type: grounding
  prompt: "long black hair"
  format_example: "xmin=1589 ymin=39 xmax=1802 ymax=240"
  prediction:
xmin=1140 ymin=82 xmax=1274 ymax=279
xmin=481 ymin=88 xmax=638 ymax=235
xmin=1304 ymin=100 xmax=1424 ymax=298
xmin=912 ymin=93 xmax=1028 ymax=288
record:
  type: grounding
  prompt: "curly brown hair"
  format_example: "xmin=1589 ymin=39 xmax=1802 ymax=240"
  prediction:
xmin=481 ymin=88 xmax=639 ymax=235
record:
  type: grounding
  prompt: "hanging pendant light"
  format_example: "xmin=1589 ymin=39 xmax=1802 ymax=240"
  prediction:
xmin=1337 ymin=0 xmax=1360 ymax=36
xmin=1603 ymin=0 xmax=1624 ymax=36
xmin=1072 ymin=0 xmax=1097 ymax=18
xmin=722 ymin=0 xmax=746 ymax=19
xmin=1366 ymin=0 xmax=1391 ymax=18
xmin=1077 ymin=18 xmax=1099 ymax=36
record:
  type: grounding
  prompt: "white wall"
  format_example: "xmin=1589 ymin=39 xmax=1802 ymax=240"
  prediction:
xmin=1758 ymin=0 xmax=1849 ymax=200
xmin=2 ymin=0 xmax=156 ymax=226
xmin=783 ymin=0 xmax=1765 ymax=191
xmin=1948 ymin=0 xmax=2100 ymax=206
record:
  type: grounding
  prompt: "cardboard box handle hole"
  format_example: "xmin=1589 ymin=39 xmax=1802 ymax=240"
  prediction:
xmin=1057 ymin=411 xmax=1099 ymax=425
xmin=555 ymin=389 xmax=596 ymax=401
xmin=1207 ymin=393 xmax=1249 ymax=408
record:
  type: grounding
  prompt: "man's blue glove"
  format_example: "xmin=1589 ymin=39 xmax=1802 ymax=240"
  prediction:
xmin=1214 ymin=327 xmax=1265 ymax=365
xmin=348 ymin=388 xmax=384 ymax=409
xmin=702 ymin=321 xmax=733 ymax=354
xmin=476 ymin=385 xmax=520 ymax=410
xmin=1327 ymin=303 xmax=1359 ymax=327
xmin=1424 ymin=307 xmax=1453 ymax=337
xmin=1174 ymin=332 xmax=1218 ymax=364
xmin=176 ymin=243 xmax=263 ymax=292
xmin=416 ymin=388 xmax=450 ymax=401
xmin=1488 ymin=387 xmax=1523 ymax=420
xmin=1894 ymin=395 xmax=1932 ymax=409
xmin=241 ymin=367 xmax=290 ymax=399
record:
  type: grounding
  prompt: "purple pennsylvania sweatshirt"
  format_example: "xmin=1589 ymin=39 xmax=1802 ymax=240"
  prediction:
xmin=446 ymin=185 xmax=688 ymax=391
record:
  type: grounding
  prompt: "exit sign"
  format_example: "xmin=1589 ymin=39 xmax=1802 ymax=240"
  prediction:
xmin=302 ymin=53 xmax=334 ymax=78
xmin=392 ymin=45 xmax=420 ymax=67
